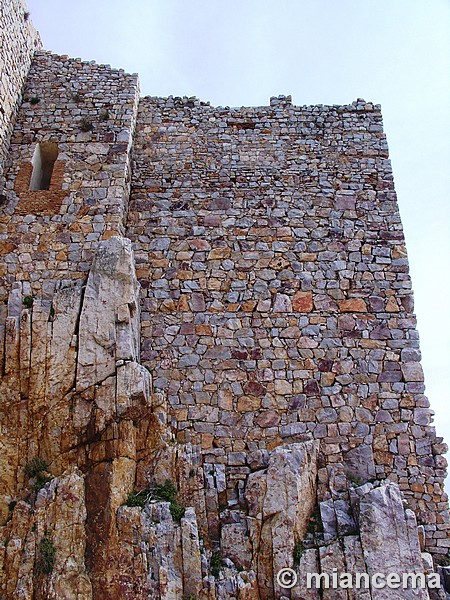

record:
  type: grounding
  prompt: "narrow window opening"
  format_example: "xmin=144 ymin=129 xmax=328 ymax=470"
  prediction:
xmin=29 ymin=142 xmax=58 ymax=191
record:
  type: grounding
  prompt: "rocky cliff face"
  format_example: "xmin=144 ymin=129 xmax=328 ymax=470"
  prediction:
xmin=0 ymin=237 xmax=447 ymax=599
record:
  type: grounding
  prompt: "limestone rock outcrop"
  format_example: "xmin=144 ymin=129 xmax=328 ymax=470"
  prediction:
xmin=246 ymin=441 xmax=319 ymax=598
xmin=76 ymin=235 xmax=141 ymax=392
xmin=358 ymin=483 xmax=431 ymax=599
xmin=1 ymin=468 xmax=91 ymax=600
xmin=0 ymin=237 xmax=163 ymax=599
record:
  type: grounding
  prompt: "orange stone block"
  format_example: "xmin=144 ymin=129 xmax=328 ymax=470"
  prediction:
xmin=385 ymin=297 xmax=400 ymax=312
xmin=151 ymin=259 xmax=169 ymax=268
xmin=292 ymin=291 xmax=313 ymax=312
xmin=160 ymin=299 xmax=176 ymax=312
xmin=226 ymin=303 xmax=240 ymax=312
xmin=0 ymin=242 xmax=16 ymax=255
xmin=237 ymin=396 xmax=261 ymax=412
xmin=338 ymin=298 xmax=367 ymax=313
xmin=207 ymin=247 xmax=231 ymax=260
xmin=177 ymin=295 xmax=190 ymax=311
xmin=201 ymin=433 xmax=214 ymax=449
xmin=177 ymin=270 xmax=194 ymax=280
xmin=196 ymin=324 xmax=213 ymax=335
xmin=102 ymin=229 xmax=117 ymax=240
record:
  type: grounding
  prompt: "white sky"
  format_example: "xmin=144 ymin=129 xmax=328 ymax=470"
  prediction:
xmin=26 ymin=0 xmax=450 ymax=482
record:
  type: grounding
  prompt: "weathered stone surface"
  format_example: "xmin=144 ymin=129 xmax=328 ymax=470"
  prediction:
xmin=76 ymin=237 xmax=140 ymax=392
xmin=181 ymin=507 xmax=203 ymax=598
xmin=85 ymin=457 xmax=136 ymax=598
xmin=273 ymin=293 xmax=292 ymax=312
xmin=0 ymin=13 xmax=449 ymax=597
xmin=116 ymin=360 xmax=152 ymax=419
xmin=402 ymin=362 xmax=425 ymax=382
xmin=0 ymin=0 xmax=41 ymax=183
xmin=335 ymin=194 xmax=356 ymax=210
xmin=320 ymin=499 xmax=338 ymax=542
xmin=343 ymin=445 xmax=376 ymax=484
xmin=47 ymin=286 xmax=82 ymax=402
xmin=292 ymin=548 xmax=321 ymax=600
xmin=342 ymin=535 xmax=372 ymax=600
xmin=319 ymin=541 xmax=349 ymax=600
xmin=334 ymin=499 xmax=357 ymax=536
xmin=221 ymin=521 xmax=253 ymax=570
xmin=255 ymin=441 xmax=319 ymax=599
xmin=255 ymin=410 xmax=281 ymax=428
xmin=338 ymin=298 xmax=367 ymax=313
xmin=292 ymin=291 xmax=313 ymax=312
xmin=246 ymin=471 xmax=267 ymax=518
xmin=358 ymin=482 xmax=430 ymax=599
xmin=3 ymin=468 xmax=92 ymax=600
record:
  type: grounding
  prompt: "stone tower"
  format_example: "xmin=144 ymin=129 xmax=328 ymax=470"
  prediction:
xmin=0 ymin=1 xmax=449 ymax=598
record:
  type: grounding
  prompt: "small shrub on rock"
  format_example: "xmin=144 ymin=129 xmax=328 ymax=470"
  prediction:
xmin=36 ymin=531 xmax=56 ymax=575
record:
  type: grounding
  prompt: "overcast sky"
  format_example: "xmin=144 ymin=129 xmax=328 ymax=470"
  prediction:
xmin=26 ymin=0 xmax=450 ymax=480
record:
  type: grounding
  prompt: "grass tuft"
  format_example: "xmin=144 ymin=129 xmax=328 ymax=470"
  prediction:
xmin=23 ymin=295 xmax=34 ymax=308
xmin=79 ymin=118 xmax=93 ymax=132
xmin=124 ymin=480 xmax=186 ymax=522
xmin=36 ymin=531 xmax=56 ymax=575
xmin=210 ymin=552 xmax=222 ymax=577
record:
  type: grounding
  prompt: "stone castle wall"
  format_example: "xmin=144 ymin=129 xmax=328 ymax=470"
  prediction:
xmin=1 ymin=13 xmax=449 ymax=596
xmin=0 ymin=49 xmax=140 ymax=525
xmin=0 ymin=51 xmax=139 ymax=361
xmin=0 ymin=0 xmax=41 ymax=193
xmin=127 ymin=95 xmax=448 ymax=552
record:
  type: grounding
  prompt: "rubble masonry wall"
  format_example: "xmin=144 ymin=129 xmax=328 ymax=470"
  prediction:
xmin=127 ymin=94 xmax=448 ymax=552
xmin=0 ymin=0 xmax=41 ymax=192
xmin=0 ymin=45 xmax=448 ymax=555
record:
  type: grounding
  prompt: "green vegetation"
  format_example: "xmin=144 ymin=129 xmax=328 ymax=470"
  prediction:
xmin=79 ymin=118 xmax=93 ymax=132
xmin=169 ymin=501 xmax=186 ymax=522
xmin=100 ymin=110 xmax=110 ymax=121
xmin=30 ymin=96 xmax=40 ymax=104
xmin=24 ymin=458 xmax=51 ymax=492
xmin=152 ymin=481 xmax=177 ymax=502
xmin=210 ymin=551 xmax=222 ymax=577
xmin=152 ymin=481 xmax=185 ymax=521
xmin=124 ymin=480 xmax=186 ymax=522
xmin=347 ymin=474 xmax=363 ymax=487
xmin=293 ymin=538 xmax=304 ymax=565
xmin=125 ymin=490 xmax=147 ymax=508
xmin=32 ymin=472 xmax=52 ymax=492
xmin=22 ymin=295 xmax=34 ymax=308
xmin=36 ymin=532 xmax=56 ymax=575
xmin=24 ymin=458 xmax=48 ymax=478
